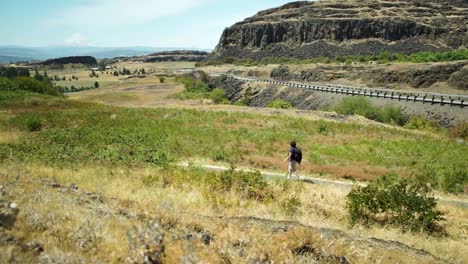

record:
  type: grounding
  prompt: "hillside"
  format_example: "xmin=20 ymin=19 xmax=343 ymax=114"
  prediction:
xmin=1 ymin=84 xmax=467 ymax=263
xmin=36 ymin=56 xmax=98 ymax=66
xmin=111 ymin=50 xmax=209 ymax=63
xmin=210 ymin=0 xmax=468 ymax=60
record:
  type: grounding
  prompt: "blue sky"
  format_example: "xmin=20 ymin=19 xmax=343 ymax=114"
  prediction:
xmin=0 ymin=0 xmax=298 ymax=49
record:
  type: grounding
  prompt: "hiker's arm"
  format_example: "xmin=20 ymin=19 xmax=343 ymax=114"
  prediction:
xmin=283 ymin=152 xmax=292 ymax=163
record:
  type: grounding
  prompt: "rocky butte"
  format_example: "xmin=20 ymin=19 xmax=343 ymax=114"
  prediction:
xmin=209 ymin=0 xmax=468 ymax=60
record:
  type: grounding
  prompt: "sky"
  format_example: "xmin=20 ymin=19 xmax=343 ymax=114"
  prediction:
xmin=0 ymin=0 xmax=298 ymax=49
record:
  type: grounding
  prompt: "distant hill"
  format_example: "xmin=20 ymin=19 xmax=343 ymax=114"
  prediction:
xmin=0 ymin=55 xmax=35 ymax=64
xmin=114 ymin=50 xmax=209 ymax=63
xmin=35 ymin=56 xmax=98 ymax=66
xmin=0 ymin=46 xmax=212 ymax=62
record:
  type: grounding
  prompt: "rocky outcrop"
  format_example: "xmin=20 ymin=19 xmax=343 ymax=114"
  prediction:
xmin=210 ymin=0 xmax=468 ymax=60
xmin=0 ymin=186 xmax=18 ymax=230
xmin=38 ymin=56 xmax=97 ymax=66
xmin=269 ymin=61 xmax=468 ymax=90
xmin=144 ymin=50 xmax=208 ymax=62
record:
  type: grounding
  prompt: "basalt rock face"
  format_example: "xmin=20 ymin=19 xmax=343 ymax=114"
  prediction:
xmin=211 ymin=0 xmax=468 ymax=60
xmin=143 ymin=50 xmax=209 ymax=62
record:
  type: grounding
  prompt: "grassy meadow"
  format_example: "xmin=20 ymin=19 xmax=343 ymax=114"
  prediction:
xmin=0 ymin=74 xmax=467 ymax=262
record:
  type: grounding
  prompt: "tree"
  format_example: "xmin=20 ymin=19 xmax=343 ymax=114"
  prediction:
xmin=159 ymin=76 xmax=166 ymax=83
xmin=94 ymin=81 xmax=99 ymax=89
xmin=34 ymin=67 xmax=43 ymax=81
xmin=141 ymin=68 xmax=146 ymax=74
xmin=98 ymin=61 xmax=106 ymax=71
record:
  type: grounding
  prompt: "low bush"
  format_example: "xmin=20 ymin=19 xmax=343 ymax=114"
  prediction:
xmin=404 ymin=116 xmax=437 ymax=131
xmin=334 ymin=97 xmax=381 ymax=120
xmin=441 ymin=168 xmax=467 ymax=194
xmin=174 ymin=76 xmax=229 ymax=104
xmin=380 ymin=106 xmax=408 ymax=126
xmin=208 ymin=88 xmax=229 ymax=104
xmin=25 ymin=116 xmax=43 ymax=132
xmin=335 ymin=97 xmax=409 ymax=126
xmin=346 ymin=173 xmax=445 ymax=234
xmin=266 ymin=99 xmax=293 ymax=109
xmin=204 ymin=167 xmax=269 ymax=201
xmin=449 ymin=122 xmax=468 ymax=140
xmin=279 ymin=196 xmax=302 ymax=216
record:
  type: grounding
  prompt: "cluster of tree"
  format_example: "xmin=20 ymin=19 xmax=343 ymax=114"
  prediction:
xmin=0 ymin=66 xmax=30 ymax=78
xmin=111 ymin=67 xmax=147 ymax=77
xmin=0 ymin=67 xmax=62 ymax=96
xmin=90 ymin=69 xmax=99 ymax=78
xmin=52 ymin=75 xmax=79 ymax=81
xmin=65 ymin=81 xmax=99 ymax=93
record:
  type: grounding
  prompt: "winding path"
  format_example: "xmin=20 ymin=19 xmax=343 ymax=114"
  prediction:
xmin=178 ymin=162 xmax=468 ymax=209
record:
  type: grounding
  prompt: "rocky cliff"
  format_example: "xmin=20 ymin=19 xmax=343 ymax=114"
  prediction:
xmin=211 ymin=0 xmax=468 ymax=60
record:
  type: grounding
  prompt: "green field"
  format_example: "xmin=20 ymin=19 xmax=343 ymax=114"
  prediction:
xmin=1 ymin=91 xmax=466 ymax=193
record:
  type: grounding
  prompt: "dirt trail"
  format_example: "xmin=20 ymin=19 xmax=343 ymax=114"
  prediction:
xmin=178 ymin=162 xmax=468 ymax=209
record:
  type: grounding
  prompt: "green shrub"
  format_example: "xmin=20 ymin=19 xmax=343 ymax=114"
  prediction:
xmin=317 ymin=121 xmax=329 ymax=135
xmin=0 ymin=76 xmax=61 ymax=96
xmin=159 ymin=76 xmax=166 ymax=83
xmin=0 ymin=77 xmax=19 ymax=90
xmin=235 ymin=97 xmax=251 ymax=106
xmin=404 ymin=116 xmax=437 ymax=131
xmin=441 ymin=168 xmax=467 ymax=194
xmin=279 ymin=196 xmax=302 ymax=216
xmin=380 ymin=106 xmax=408 ymax=126
xmin=266 ymin=99 xmax=293 ymax=109
xmin=211 ymin=148 xmax=228 ymax=161
xmin=449 ymin=122 xmax=468 ymax=140
xmin=346 ymin=173 xmax=445 ymax=233
xmin=336 ymin=98 xmax=410 ymax=126
xmin=25 ymin=116 xmax=43 ymax=132
xmin=208 ymin=88 xmax=229 ymax=104
xmin=334 ymin=97 xmax=380 ymax=120
xmin=204 ymin=167 xmax=269 ymax=201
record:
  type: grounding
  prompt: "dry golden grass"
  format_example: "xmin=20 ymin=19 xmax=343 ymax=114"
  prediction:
xmin=0 ymin=130 xmax=24 ymax=144
xmin=1 ymin=163 xmax=465 ymax=263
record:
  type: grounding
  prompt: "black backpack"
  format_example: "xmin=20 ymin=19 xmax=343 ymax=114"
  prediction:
xmin=292 ymin=148 xmax=302 ymax=164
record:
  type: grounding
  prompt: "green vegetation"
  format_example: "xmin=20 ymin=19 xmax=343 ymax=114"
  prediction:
xmin=25 ymin=116 xmax=43 ymax=132
xmin=449 ymin=122 xmax=468 ymax=140
xmin=404 ymin=116 xmax=438 ymax=132
xmin=173 ymin=76 xmax=229 ymax=103
xmin=0 ymin=92 xmax=466 ymax=194
xmin=0 ymin=67 xmax=62 ymax=96
xmin=347 ymin=173 xmax=445 ymax=234
xmin=334 ymin=97 xmax=408 ymax=126
xmin=266 ymin=99 xmax=293 ymax=109
xmin=197 ymin=49 xmax=468 ymax=66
